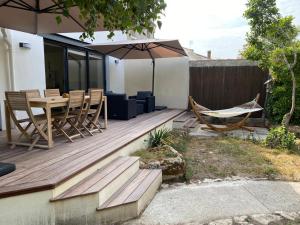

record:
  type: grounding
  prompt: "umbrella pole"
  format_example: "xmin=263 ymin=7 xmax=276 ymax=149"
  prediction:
xmin=152 ymin=59 xmax=155 ymax=94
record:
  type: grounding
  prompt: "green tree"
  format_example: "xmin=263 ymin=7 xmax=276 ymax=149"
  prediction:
xmin=242 ymin=0 xmax=299 ymax=127
xmin=57 ymin=0 xmax=166 ymax=39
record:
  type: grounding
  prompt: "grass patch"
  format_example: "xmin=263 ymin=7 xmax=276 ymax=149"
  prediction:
xmin=133 ymin=146 xmax=177 ymax=163
xmin=185 ymin=137 xmax=300 ymax=181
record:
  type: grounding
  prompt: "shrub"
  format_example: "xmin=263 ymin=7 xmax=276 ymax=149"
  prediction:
xmin=266 ymin=44 xmax=300 ymax=124
xmin=264 ymin=126 xmax=296 ymax=150
xmin=148 ymin=128 xmax=172 ymax=148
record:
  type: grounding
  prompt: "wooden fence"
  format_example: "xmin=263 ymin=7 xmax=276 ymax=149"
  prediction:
xmin=189 ymin=63 xmax=269 ymax=117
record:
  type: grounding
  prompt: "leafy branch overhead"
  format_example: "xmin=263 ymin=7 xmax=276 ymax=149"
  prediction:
xmin=55 ymin=0 xmax=167 ymax=39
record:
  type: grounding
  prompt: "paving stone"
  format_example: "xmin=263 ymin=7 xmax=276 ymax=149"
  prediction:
xmin=208 ymin=219 xmax=233 ymax=225
xmin=233 ymin=216 xmax=248 ymax=223
xmin=250 ymin=214 xmax=282 ymax=225
xmin=161 ymin=183 xmax=170 ymax=189
xmin=233 ymin=216 xmax=254 ymax=225
xmin=274 ymin=211 xmax=300 ymax=221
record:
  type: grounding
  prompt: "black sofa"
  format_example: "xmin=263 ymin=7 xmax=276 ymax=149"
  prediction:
xmin=106 ymin=93 xmax=137 ymax=120
xmin=129 ymin=91 xmax=155 ymax=113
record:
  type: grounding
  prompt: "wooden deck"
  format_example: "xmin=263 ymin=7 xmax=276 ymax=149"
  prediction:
xmin=0 ymin=109 xmax=183 ymax=198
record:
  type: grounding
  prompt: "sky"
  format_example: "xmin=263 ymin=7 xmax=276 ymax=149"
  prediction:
xmin=155 ymin=0 xmax=300 ymax=59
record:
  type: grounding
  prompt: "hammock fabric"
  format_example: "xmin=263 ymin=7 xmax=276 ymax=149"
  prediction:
xmin=189 ymin=94 xmax=263 ymax=132
xmin=194 ymin=100 xmax=263 ymax=118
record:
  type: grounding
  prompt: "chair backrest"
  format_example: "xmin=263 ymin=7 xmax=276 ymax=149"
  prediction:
xmin=5 ymin=91 xmax=29 ymax=111
xmin=137 ymin=91 xmax=152 ymax=100
xmin=68 ymin=90 xmax=85 ymax=108
xmin=89 ymin=89 xmax=103 ymax=106
xmin=44 ymin=89 xmax=60 ymax=97
xmin=20 ymin=89 xmax=41 ymax=98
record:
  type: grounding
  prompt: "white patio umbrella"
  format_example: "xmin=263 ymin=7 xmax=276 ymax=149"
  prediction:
xmin=0 ymin=0 xmax=104 ymax=34
xmin=87 ymin=39 xmax=187 ymax=93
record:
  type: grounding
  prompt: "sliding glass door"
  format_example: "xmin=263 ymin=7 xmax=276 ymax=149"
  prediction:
xmin=68 ymin=49 xmax=87 ymax=91
xmin=88 ymin=53 xmax=104 ymax=89
xmin=44 ymin=40 xmax=105 ymax=93
xmin=44 ymin=43 xmax=65 ymax=93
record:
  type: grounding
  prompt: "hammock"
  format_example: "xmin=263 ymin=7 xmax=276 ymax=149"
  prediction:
xmin=189 ymin=94 xmax=263 ymax=132
xmin=195 ymin=100 xmax=263 ymax=118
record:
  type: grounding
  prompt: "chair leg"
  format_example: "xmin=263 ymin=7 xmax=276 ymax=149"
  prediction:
xmin=81 ymin=124 xmax=94 ymax=136
xmin=60 ymin=128 xmax=74 ymax=143
xmin=28 ymin=123 xmax=47 ymax=150
xmin=68 ymin=120 xmax=85 ymax=138
xmin=53 ymin=123 xmax=74 ymax=143
xmin=11 ymin=122 xmax=33 ymax=149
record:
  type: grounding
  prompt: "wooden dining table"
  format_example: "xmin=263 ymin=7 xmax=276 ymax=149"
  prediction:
xmin=5 ymin=95 xmax=107 ymax=149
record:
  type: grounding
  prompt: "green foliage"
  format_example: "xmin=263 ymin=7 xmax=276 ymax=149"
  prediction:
xmin=264 ymin=126 xmax=296 ymax=150
xmin=242 ymin=0 xmax=299 ymax=125
xmin=184 ymin=159 xmax=193 ymax=182
xmin=148 ymin=128 xmax=172 ymax=148
xmin=169 ymin=129 xmax=190 ymax=153
xmin=266 ymin=44 xmax=300 ymax=124
xmin=56 ymin=0 xmax=166 ymax=40
xmin=242 ymin=0 xmax=298 ymax=69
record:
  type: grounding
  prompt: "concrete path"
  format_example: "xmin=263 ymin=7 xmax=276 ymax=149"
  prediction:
xmin=125 ymin=180 xmax=300 ymax=225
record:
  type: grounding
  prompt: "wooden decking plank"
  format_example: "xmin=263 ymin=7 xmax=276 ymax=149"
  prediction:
xmin=0 ymin=109 xmax=183 ymax=198
xmin=2 ymin=110 xmax=175 ymax=186
xmin=84 ymin=157 xmax=139 ymax=194
xmin=125 ymin=169 xmax=161 ymax=203
xmin=52 ymin=157 xmax=137 ymax=200
xmin=28 ymin=110 xmax=176 ymax=184
xmin=53 ymin=157 xmax=127 ymax=199
xmin=0 ymin=112 xmax=157 ymax=186
xmin=173 ymin=111 xmax=190 ymax=122
xmin=22 ymin=111 xmax=172 ymax=183
xmin=106 ymin=170 xmax=151 ymax=207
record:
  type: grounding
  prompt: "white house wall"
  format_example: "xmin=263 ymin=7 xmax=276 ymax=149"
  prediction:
xmin=0 ymin=29 xmax=11 ymax=130
xmin=106 ymin=56 xmax=125 ymax=93
xmin=0 ymin=29 xmax=46 ymax=129
xmin=124 ymin=57 xmax=189 ymax=109
xmin=124 ymin=59 xmax=153 ymax=96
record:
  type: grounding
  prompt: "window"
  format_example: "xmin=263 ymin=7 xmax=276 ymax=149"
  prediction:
xmin=44 ymin=39 xmax=105 ymax=93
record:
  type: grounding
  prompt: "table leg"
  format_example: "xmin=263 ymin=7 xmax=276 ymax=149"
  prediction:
xmin=46 ymin=104 xmax=53 ymax=148
xmin=4 ymin=101 xmax=12 ymax=143
xmin=104 ymin=97 xmax=108 ymax=129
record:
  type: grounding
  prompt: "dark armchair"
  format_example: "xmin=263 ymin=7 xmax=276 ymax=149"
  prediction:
xmin=106 ymin=93 xmax=137 ymax=120
xmin=129 ymin=91 xmax=155 ymax=113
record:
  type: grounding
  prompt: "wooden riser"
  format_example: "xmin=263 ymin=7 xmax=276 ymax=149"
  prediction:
xmin=97 ymin=170 xmax=162 ymax=225
xmin=53 ymin=157 xmax=140 ymax=225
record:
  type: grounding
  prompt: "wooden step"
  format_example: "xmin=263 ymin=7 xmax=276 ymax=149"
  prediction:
xmin=96 ymin=169 xmax=162 ymax=224
xmin=51 ymin=156 xmax=139 ymax=202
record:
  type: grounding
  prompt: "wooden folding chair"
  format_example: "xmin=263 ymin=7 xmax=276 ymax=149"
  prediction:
xmin=5 ymin=91 xmax=50 ymax=150
xmin=79 ymin=89 xmax=104 ymax=135
xmin=44 ymin=89 xmax=60 ymax=98
xmin=21 ymin=89 xmax=41 ymax=98
xmin=52 ymin=90 xmax=85 ymax=142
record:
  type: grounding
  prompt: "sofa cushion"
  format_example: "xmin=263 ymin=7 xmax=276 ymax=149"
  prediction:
xmin=136 ymin=91 xmax=152 ymax=100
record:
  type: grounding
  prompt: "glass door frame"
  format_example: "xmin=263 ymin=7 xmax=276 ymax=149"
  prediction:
xmin=44 ymin=39 xmax=106 ymax=93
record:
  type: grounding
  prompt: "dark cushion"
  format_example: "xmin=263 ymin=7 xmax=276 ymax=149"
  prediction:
xmin=107 ymin=94 xmax=126 ymax=101
xmin=0 ymin=162 xmax=16 ymax=176
xmin=107 ymin=94 xmax=137 ymax=120
xmin=136 ymin=104 xmax=144 ymax=115
xmin=136 ymin=91 xmax=152 ymax=100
